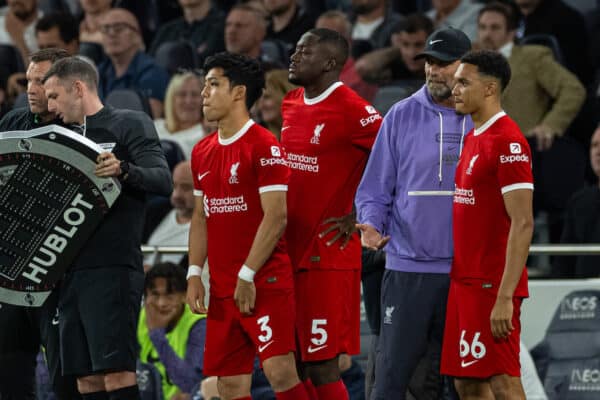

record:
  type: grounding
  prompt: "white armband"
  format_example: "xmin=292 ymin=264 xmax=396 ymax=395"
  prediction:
xmin=237 ymin=265 xmax=256 ymax=282
xmin=186 ymin=264 xmax=203 ymax=280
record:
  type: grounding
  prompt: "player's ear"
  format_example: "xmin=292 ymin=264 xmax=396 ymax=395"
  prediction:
xmin=324 ymin=57 xmax=336 ymax=73
xmin=484 ymin=79 xmax=497 ymax=98
xmin=73 ymin=80 xmax=85 ymax=98
xmin=232 ymin=84 xmax=246 ymax=103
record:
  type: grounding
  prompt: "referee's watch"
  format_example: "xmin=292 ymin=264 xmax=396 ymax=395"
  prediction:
xmin=119 ymin=160 xmax=130 ymax=181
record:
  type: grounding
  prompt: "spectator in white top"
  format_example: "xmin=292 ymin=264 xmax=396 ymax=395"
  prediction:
xmin=154 ymin=72 xmax=207 ymax=157
xmin=351 ymin=0 xmax=404 ymax=50
xmin=426 ymin=0 xmax=482 ymax=41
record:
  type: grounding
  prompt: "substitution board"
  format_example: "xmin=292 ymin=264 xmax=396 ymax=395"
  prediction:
xmin=0 ymin=125 xmax=120 ymax=306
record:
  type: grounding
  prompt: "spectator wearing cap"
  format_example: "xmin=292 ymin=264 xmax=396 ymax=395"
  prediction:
xmin=354 ymin=13 xmax=433 ymax=85
xmin=355 ymin=26 xmax=473 ymax=400
xmin=97 ymin=7 xmax=170 ymax=119
xmin=35 ymin=12 xmax=79 ymax=55
xmin=315 ymin=10 xmax=378 ymax=101
xmin=149 ymin=0 xmax=225 ymax=66
xmin=426 ymin=0 xmax=482 ymax=41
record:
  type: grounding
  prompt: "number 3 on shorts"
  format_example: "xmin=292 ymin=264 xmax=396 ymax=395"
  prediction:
xmin=257 ymin=315 xmax=273 ymax=343
xmin=311 ymin=319 xmax=328 ymax=346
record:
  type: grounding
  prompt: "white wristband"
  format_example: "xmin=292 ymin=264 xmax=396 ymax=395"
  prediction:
xmin=237 ymin=265 xmax=255 ymax=282
xmin=186 ymin=264 xmax=203 ymax=280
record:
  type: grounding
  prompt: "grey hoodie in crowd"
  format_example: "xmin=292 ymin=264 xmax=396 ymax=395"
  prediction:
xmin=355 ymin=85 xmax=473 ymax=274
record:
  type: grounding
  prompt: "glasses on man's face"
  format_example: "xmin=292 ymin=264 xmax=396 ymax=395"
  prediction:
xmin=100 ymin=22 xmax=138 ymax=35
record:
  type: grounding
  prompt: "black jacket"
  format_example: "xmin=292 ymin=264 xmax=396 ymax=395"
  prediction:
xmin=70 ymin=106 xmax=172 ymax=270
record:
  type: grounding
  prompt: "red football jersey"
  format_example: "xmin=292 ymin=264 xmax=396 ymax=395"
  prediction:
xmin=191 ymin=120 xmax=293 ymax=298
xmin=452 ymin=112 xmax=533 ymax=297
xmin=281 ymin=82 xmax=381 ymax=271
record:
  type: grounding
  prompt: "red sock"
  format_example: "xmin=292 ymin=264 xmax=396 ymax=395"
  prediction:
xmin=315 ymin=380 xmax=349 ymax=400
xmin=276 ymin=382 xmax=310 ymax=400
xmin=303 ymin=379 xmax=318 ymax=400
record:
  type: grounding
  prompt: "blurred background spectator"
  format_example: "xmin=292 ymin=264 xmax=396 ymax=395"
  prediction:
xmin=264 ymin=0 xmax=316 ymax=54
xmin=149 ymin=0 xmax=225 ymax=67
xmin=78 ymin=0 xmax=111 ymax=44
xmin=256 ymin=68 xmax=296 ymax=139
xmin=315 ymin=9 xmax=378 ymax=101
xmin=350 ymin=0 xmax=404 ymax=56
xmin=553 ymin=126 xmax=600 ymax=278
xmin=0 ymin=0 xmax=41 ymax=67
xmin=426 ymin=0 xmax=482 ymax=41
xmin=138 ymin=262 xmax=206 ymax=400
xmin=97 ymin=7 xmax=170 ymax=118
xmin=354 ymin=13 xmax=432 ymax=85
xmin=35 ymin=11 xmax=79 ymax=54
xmin=155 ymin=71 xmax=206 ymax=157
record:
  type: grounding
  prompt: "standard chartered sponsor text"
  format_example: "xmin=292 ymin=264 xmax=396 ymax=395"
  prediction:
xmin=286 ymin=152 xmax=319 ymax=173
xmin=209 ymin=195 xmax=248 ymax=213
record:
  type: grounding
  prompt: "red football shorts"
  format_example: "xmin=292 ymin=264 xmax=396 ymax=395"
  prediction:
xmin=203 ymin=288 xmax=296 ymax=377
xmin=441 ymin=279 xmax=523 ymax=378
xmin=294 ymin=269 xmax=361 ymax=362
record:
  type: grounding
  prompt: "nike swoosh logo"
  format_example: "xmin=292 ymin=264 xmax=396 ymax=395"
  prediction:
xmin=197 ymin=171 xmax=210 ymax=181
xmin=258 ymin=341 xmax=274 ymax=353
xmin=281 ymin=126 xmax=290 ymax=131
xmin=429 ymin=39 xmax=443 ymax=45
xmin=52 ymin=317 xmax=59 ymax=326
xmin=307 ymin=344 xmax=328 ymax=353
xmin=103 ymin=350 xmax=119 ymax=359
xmin=461 ymin=359 xmax=479 ymax=368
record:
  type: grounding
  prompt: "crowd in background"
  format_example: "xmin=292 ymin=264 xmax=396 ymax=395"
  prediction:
xmin=0 ymin=0 xmax=599 ymax=399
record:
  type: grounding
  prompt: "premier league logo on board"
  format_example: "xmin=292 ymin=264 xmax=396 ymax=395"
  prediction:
xmin=0 ymin=125 xmax=120 ymax=307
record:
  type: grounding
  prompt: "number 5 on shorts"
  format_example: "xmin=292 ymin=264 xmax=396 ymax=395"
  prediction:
xmin=311 ymin=319 xmax=328 ymax=346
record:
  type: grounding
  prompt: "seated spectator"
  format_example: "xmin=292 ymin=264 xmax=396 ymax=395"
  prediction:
xmin=145 ymin=160 xmax=195 ymax=266
xmin=315 ymin=10 xmax=378 ymax=101
xmin=149 ymin=0 xmax=225 ymax=66
xmin=351 ymin=0 xmax=404 ymax=51
xmin=97 ymin=8 xmax=170 ymax=118
xmin=426 ymin=0 xmax=482 ymax=41
xmin=476 ymin=2 xmax=585 ymax=149
xmin=225 ymin=3 xmax=286 ymax=67
xmin=478 ymin=1 xmax=586 ymax=244
xmin=515 ymin=0 xmax=592 ymax=86
xmin=0 ymin=0 xmax=41 ymax=67
xmin=155 ymin=72 xmax=206 ymax=157
xmin=553 ymin=126 xmax=600 ymax=278
xmin=257 ymin=69 xmax=296 ymax=139
xmin=79 ymin=0 xmax=112 ymax=44
xmin=35 ymin=12 xmax=79 ymax=54
xmin=138 ymin=262 xmax=207 ymax=400
xmin=354 ymin=13 xmax=432 ymax=85
xmin=264 ymin=0 xmax=315 ymax=53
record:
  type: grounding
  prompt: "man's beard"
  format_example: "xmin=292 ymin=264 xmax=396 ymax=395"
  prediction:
xmin=426 ymin=80 xmax=452 ymax=102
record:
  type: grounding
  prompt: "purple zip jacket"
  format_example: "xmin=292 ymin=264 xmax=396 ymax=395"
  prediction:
xmin=356 ymin=85 xmax=473 ymax=273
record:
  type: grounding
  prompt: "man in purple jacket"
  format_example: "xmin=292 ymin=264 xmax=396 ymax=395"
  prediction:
xmin=355 ymin=27 xmax=473 ymax=399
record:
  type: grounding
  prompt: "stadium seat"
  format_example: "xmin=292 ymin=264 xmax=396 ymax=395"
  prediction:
xmin=105 ymin=89 xmax=152 ymax=116
xmin=136 ymin=360 xmax=164 ymax=400
xmin=78 ymin=42 xmax=106 ymax=66
xmin=372 ymin=81 xmax=421 ymax=115
xmin=531 ymin=289 xmax=600 ymax=399
xmin=520 ymin=34 xmax=565 ymax=65
xmin=154 ymin=41 xmax=197 ymax=76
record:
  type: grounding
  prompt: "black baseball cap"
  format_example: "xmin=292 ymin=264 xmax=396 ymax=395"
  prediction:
xmin=414 ymin=26 xmax=471 ymax=62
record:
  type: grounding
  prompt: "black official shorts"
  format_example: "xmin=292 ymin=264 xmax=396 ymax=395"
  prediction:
xmin=58 ymin=266 xmax=144 ymax=376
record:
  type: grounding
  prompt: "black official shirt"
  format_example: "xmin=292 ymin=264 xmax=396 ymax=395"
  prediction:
xmin=0 ymin=107 xmax=62 ymax=131
xmin=71 ymin=106 xmax=172 ymax=271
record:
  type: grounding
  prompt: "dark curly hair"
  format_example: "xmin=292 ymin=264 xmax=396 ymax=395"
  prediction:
xmin=461 ymin=50 xmax=512 ymax=91
xmin=145 ymin=262 xmax=187 ymax=294
xmin=203 ymin=52 xmax=265 ymax=110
